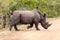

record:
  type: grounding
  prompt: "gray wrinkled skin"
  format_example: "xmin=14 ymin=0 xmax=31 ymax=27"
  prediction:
xmin=9 ymin=10 xmax=51 ymax=31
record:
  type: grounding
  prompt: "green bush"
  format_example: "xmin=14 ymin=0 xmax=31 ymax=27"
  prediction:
xmin=0 ymin=0 xmax=60 ymax=18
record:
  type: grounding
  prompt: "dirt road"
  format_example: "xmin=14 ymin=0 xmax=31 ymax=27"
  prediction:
xmin=0 ymin=18 xmax=60 ymax=40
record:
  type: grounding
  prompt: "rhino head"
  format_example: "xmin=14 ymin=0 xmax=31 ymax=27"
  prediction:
xmin=40 ymin=14 xmax=52 ymax=29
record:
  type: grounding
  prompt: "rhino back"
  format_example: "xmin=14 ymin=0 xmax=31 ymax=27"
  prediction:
xmin=19 ymin=11 xmax=35 ymax=24
xmin=19 ymin=10 xmax=40 ymax=23
xmin=11 ymin=10 xmax=41 ymax=24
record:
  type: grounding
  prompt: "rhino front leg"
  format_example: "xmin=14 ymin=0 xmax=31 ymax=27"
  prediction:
xmin=35 ymin=22 xmax=40 ymax=30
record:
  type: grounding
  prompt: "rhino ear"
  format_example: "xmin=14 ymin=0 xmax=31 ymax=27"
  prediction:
xmin=43 ymin=14 xmax=46 ymax=18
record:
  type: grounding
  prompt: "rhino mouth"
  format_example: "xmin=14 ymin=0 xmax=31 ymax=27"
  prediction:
xmin=42 ymin=22 xmax=52 ymax=29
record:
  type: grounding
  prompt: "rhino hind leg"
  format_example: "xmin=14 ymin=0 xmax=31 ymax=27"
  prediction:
xmin=3 ymin=25 xmax=5 ymax=28
xmin=2 ymin=25 xmax=5 ymax=28
xmin=9 ymin=25 xmax=13 ymax=31
xmin=14 ymin=24 xmax=19 ymax=31
xmin=27 ymin=23 xmax=33 ymax=29
xmin=9 ymin=24 xmax=19 ymax=31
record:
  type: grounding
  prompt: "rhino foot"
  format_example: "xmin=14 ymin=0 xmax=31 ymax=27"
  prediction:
xmin=15 ymin=29 xmax=20 ymax=31
xmin=36 ymin=29 xmax=40 ymax=31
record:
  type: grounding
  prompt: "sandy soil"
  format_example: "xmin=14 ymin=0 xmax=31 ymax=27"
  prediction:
xmin=0 ymin=18 xmax=60 ymax=40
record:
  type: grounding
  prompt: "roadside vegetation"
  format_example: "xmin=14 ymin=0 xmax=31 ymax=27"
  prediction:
xmin=0 ymin=0 xmax=60 ymax=28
